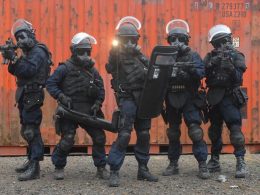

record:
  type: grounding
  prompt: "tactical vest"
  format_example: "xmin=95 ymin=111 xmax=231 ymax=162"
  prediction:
xmin=206 ymin=49 xmax=245 ymax=88
xmin=60 ymin=60 xmax=98 ymax=103
xmin=167 ymin=51 xmax=200 ymax=109
xmin=169 ymin=50 xmax=199 ymax=92
xmin=111 ymin=51 xmax=146 ymax=93
xmin=17 ymin=43 xmax=53 ymax=88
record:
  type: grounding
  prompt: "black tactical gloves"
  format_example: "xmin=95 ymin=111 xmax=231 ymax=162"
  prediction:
xmin=1 ymin=49 xmax=17 ymax=61
xmin=58 ymin=93 xmax=72 ymax=108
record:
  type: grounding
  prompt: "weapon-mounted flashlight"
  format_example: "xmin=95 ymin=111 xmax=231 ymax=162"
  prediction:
xmin=112 ymin=39 xmax=119 ymax=47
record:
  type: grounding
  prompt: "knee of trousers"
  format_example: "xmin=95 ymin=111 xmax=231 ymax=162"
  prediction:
xmin=208 ymin=124 xmax=222 ymax=142
xmin=20 ymin=124 xmax=37 ymax=142
xmin=137 ymin=130 xmax=150 ymax=144
xmin=58 ymin=133 xmax=75 ymax=153
xmin=229 ymin=125 xmax=245 ymax=147
xmin=116 ymin=132 xmax=131 ymax=150
xmin=119 ymin=116 xmax=134 ymax=130
xmin=93 ymin=132 xmax=106 ymax=147
xmin=167 ymin=127 xmax=181 ymax=142
xmin=188 ymin=123 xmax=204 ymax=142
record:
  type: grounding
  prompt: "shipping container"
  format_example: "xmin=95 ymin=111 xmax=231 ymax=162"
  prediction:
xmin=0 ymin=0 xmax=259 ymax=155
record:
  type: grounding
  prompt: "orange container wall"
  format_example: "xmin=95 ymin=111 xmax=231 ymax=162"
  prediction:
xmin=0 ymin=0 xmax=259 ymax=150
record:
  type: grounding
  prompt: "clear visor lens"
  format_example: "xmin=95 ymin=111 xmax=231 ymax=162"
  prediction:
xmin=166 ymin=19 xmax=189 ymax=34
xmin=116 ymin=16 xmax=141 ymax=30
xmin=71 ymin=32 xmax=97 ymax=45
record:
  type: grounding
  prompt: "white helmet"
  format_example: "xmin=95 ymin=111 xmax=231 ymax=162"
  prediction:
xmin=208 ymin=24 xmax=231 ymax=42
xmin=71 ymin=32 xmax=97 ymax=49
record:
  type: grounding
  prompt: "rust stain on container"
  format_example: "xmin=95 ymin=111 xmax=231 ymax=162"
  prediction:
xmin=0 ymin=0 xmax=259 ymax=151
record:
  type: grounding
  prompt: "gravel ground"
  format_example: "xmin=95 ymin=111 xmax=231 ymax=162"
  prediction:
xmin=0 ymin=154 xmax=259 ymax=195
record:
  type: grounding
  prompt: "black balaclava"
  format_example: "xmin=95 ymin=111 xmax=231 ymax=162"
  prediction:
xmin=15 ymin=30 xmax=36 ymax=52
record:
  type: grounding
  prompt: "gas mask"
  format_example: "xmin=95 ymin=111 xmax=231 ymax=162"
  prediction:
xmin=15 ymin=31 xmax=35 ymax=51
xmin=212 ymin=36 xmax=233 ymax=49
xmin=119 ymin=36 xmax=139 ymax=54
xmin=73 ymin=48 xmax=95 ymax=69
xmin=168 ymin=35 xmax=190 ymax=53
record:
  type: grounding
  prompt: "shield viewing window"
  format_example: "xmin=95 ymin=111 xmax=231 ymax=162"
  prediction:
xmin=155 ymin=55 xmax=175 ymax=65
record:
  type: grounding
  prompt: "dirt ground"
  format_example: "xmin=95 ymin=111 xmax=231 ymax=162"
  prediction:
xmin=0 ymin=154 xmax=259 ymax=195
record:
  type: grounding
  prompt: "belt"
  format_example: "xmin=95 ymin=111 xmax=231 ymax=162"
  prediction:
xmin=118 ymin=84 xmax=142 ymax=93
xmin=170 ymin=85 xmax=186 ymax=92
xmin=24 ymin=83 xmax=43 ymax=90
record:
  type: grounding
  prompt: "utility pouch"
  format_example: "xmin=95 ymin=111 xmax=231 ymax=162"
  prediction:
xmin=53 ymin=112 xmax=62 ymax=136
xmin=88 ymin=82 xmax=99 ymax=98
xmin=232 ymin=87 xmax=248 ymax=108
xmin=15 ymin=86 xmax=24 ymax=103
xmin=23 ymin=85 xmax=44 ymax=111
xmin=194 ymin=90 xmax=209 ymax=123
xmin=112 ymin=109 xmax=121 ymax=131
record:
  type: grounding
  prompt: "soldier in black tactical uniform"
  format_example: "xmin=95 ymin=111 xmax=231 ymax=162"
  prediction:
xmin=204 ymin=24 xmax=247 ymax=178
xmin=46 ymin=32 xmax=109 ymax=180
xmin=1 ymin=19 xmax=52 ymax=181
xmin=106 ymin=16 xmax=158 ymax=187
xmin=162 ymin=19 xmax=210 ymax=179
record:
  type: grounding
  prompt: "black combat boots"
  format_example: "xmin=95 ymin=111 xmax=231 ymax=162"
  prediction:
xmin=198 ymin=161 xmax=210 ymax=179
xmin=109 ymin=170 xmax=120 ymax=187
xmin=235 ymin=156 xmax=246 ymax=178
xmin=53 ymin=167 xmax=65 ymax=180
xmin=15 ymin=160 xmax=31 ymax=173
xmin=137 ymin=164 xmax=158 ymax=182
xmin=96 ymin=166 xmax=109 ymax=180
xmin=18 ymin=160 xmax=40 ymax=181
xmin=162 ymin=160 xmax=179 ymax=176
xmin=207 ymin=154 xmax=221 ymax=172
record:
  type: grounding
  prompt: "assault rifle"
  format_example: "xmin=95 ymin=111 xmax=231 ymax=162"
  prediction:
xmin=214 ymin=43 xmax=235 ymax=70
xmin=0 ymin=38 xmax=18 ymax=64
xmin=54 ymin=103 xmax=120 ymax=134
xmin=170 ymin=61 xmax=195 ymax=78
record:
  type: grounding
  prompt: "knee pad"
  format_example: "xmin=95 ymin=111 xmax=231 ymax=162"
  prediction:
xmin=59 ymin=133 xmax=75 ymax=153
xmin=188 ymin=123 xmax=203 ymax=142
xmin=93 ymin=133 xmax=106 ymax=147
xmin=229 ymin=125 xmax=245 ymax=147
xmin=117 ymin=132 xmax=131 ymax=150
xmin=208 ymin=124 xmax=222 ymax=142
xmin=21 ymin=125 xmax=36 ymax=142
xmin=167 ymin=127 xmax=181 ymax=142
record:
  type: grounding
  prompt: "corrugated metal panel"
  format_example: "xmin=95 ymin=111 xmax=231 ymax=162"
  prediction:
xmin=0 ymin=0 xmax=259 ymax=148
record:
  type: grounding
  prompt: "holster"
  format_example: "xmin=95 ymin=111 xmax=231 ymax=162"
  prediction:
xmin=193 ymin=90 xmax=209 ymax=124
xmin=231 ymin=87 xmax=248 ymax=108
xmin=15 ymin=86 xmax=24 ymax=103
